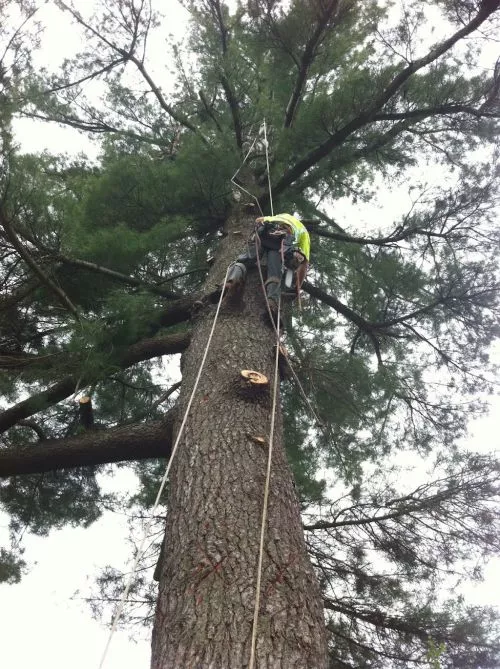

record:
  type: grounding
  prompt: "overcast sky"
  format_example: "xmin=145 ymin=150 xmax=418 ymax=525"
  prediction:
xmin=0 ymin=469 xmax=152 ymax=669
xmin=1 ymin=2 xmax=499 ymax=669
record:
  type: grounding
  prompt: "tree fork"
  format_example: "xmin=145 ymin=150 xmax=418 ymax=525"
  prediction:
xmin=151 ymin=205 xmax=328 ymax=668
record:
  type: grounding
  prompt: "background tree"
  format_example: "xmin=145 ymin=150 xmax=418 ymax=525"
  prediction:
xmin=1 ymin=0 xmax=500 ymax=667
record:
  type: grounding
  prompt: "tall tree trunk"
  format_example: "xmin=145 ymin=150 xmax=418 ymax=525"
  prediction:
xmin=151 ymin=206 xmax=328 ymax=668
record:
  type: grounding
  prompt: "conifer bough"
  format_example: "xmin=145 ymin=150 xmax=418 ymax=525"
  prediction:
xmin=0 ymin=1 xmax=499 ymax=667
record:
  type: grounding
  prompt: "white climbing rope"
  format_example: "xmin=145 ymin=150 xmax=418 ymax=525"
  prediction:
xmin=248 ymin=293 xmax=282 ymax=669
xmin=244 ymin=118 xmax=339 ymax=665
xmin=230 ymin=132 xmax=264 ymax=216
xmin=248 ymin=117 xmax=332 ymax=665
xmin=236 ymin=119 xmax=333 ymax=666
xmin=263 ymin=118 xmax=274 ymax=217
xmin=98 ymin=265 xmax=231 ymax=669
xmin=248 ymin=117 xmax=280 ymax=669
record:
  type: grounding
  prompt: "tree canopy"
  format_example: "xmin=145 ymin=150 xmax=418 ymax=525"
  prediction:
xmin=1 ymin=1 xmax=499 ymax=667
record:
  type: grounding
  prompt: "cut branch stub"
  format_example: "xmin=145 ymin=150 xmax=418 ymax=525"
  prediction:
xmin=78 ymin=396 xmax=94 ymax=430
xmin=246 ymin=433 xmax=267 ymax=447
xmin=236 ymin=369 xmax=270 ymax=403
xmin=240 ymin=370 xmax=269 ymax=386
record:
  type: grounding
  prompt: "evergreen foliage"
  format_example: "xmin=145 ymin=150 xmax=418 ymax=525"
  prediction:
xmin=1 ymin=0 xmax=499 ymax=666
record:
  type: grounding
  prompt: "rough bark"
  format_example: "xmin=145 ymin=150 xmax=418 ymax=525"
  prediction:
xmin=150 ymin=207 xmax=328 ymax=668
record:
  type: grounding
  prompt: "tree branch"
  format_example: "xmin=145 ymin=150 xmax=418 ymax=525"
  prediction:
xmin=55 ymin=254 xmax=180 ymax=299
xmin=199 ymin=89 xmax=223 ymax=132
xmin=324 ymin=597 xmax=500 ymax=650
xmin=372 ymin=103 xmax=499 ymax=121
xmin=209 ymin=0 xmax=243 ymax=150
xmin=305 ymin=500 xmax=441 ymax=531
xmin=302 ymin=280 xmax=481 ymax=341
xmin=0 ymin=331 xmax=191 ymax=434
xmin=284 ymin=0 xmax=340 ymax=128
xmin=9 ymin=226 xmax=188 ymax=300
xmin=126 ymin=52 xmax=209 ymax=145
xmin=0 ymin=207 xmax=80 ymax=319
xmin=372 ymin=298 xmax=446 ymax=329
xmin=17 ymin=420 xmax=46 ymax=441
xmin=32 ymin=56 xmax=126 ymax=95
xmin=121 ymin=331 xmax=191 ymax=367
xmin=310 ymin=225 xmax=420 ymax=246
xmin=55 ymin=1 xmax=208 ymax=145
xmin=0 ymin=415 xmax=174 ymax=477
xmin=21 ymin=110 xmax=166 ymax=145
xmin=0 ymin=376 xmax=77 ymax=436
xmin=302 ymin=280 xmax=372 ymax=331
xmin=0 ymin=351 xmax=60 ymax=372
xmin=302 ymin=280 xmax=383 ymax=362
xmin=290 ymin=119 xmax=415 ymax=194
xmin=273 ymin=2 xmax=500 ymax=195
xmin=0 ymin=278 xmax=40 ymax=311
xmin=154 ymin=295 xmax=196 ymax=331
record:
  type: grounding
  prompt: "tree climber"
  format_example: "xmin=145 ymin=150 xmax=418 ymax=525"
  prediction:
xmin=223 ymin=213 xmax=310 ymax=326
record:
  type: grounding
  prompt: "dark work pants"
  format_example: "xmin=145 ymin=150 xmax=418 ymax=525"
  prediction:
xmin=227 ymin=233 xmax=293 ymax=304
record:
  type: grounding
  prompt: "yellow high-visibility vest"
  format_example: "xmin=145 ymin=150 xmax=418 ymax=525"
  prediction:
xmin=261 ymin=213 xmax=310 ymax=261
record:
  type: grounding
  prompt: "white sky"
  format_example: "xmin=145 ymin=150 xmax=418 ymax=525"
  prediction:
xmin=0 ymin=470 xmax=152 ymax=669
xmin=0 ymin=406 xmax=498 ymax=669
xmin=1 ymin=2 xmax=499 ymax=668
